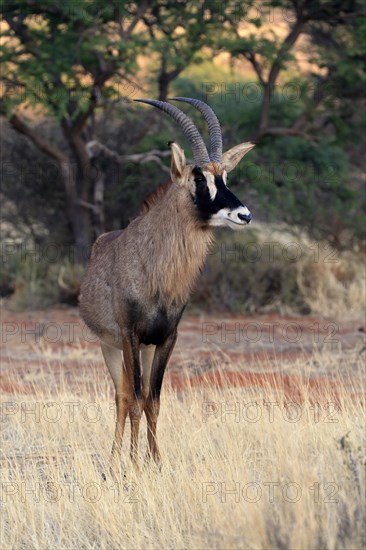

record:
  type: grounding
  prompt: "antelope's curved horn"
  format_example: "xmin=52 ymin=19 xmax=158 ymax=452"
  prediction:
xmin=134 ymin=99 xmax=211 ymax=167
xmin=170 ymin=97 xmax=223 ymax=164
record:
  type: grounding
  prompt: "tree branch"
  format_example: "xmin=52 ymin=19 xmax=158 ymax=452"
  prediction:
xmin=259 ymin=18 xmax=306 ymax=131
xmin=4 ymin=15 xmax=33 ymax=44
xmin=244 ymin=51 xmax=265 ymax=86
xmin=86 ymin=140 xmax=171 ymax=173
xmin=9 ymin=113 xmax=68 ymax=164
xmin=253 ymin=126 xmax=312 ymax=139
xmin=267 ymin=19 xmax=306 ymax=89
xmin=121 ymin=0 xmax=150 ymax=40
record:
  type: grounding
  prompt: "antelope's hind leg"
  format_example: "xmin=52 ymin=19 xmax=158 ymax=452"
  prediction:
xmin=140 ymin=344 xmax=156 ymax=464
xmin=121 ymin=334 xmax=144 ymax=469
xmin=140 ymin=344 xmax=156 ymax=401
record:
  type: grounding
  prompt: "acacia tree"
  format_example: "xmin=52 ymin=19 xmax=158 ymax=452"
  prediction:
xmin=141 ymin=0 xmax=220 ymax=101
xmin=1 ymin=1 xmax=151 ymax=262
xmin=1 ymin=1 xmax=231 ymax=261
xmin=219 ymin=0 xmax=365 ymax=141
xmin=141 ymin=0 xmax=365 ymax=142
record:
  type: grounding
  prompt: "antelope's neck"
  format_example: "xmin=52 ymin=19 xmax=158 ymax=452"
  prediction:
xmin=137 ymin=184 xmax=213 ymax=305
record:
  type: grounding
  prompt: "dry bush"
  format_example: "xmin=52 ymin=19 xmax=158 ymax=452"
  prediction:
xmin=1 ymin=256 xmax=84 ymax=310
xmin=297 ymin=248 xmax=366 ymax=318
xmin=197 ymin=223 xmax=366 ymax=318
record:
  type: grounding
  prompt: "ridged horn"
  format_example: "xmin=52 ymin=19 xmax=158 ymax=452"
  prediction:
xmin=134 ymin=99 xmax=211 ymax=167
xmin=170 ymin=97 xmax=223 ymax=164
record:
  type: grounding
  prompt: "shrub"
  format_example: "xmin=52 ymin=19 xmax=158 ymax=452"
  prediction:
xmin=1 ymin=251 xmax=84 ymax=311
xmin=192 ymin=224 xmax=366 ymax=318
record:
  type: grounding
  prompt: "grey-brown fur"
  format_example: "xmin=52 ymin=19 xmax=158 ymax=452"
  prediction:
xmin=79 ymin=99 xmax=255 ymax=472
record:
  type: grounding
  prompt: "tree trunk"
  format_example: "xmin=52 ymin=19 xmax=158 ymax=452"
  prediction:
xmin=9 ymin=114 xmax=94 ymax=263
xmin=158 ymin=72 xmax=170 ymax=102
xmin=93 ymin=167 xmax=105 ymax=237
xmin=157 ymin=52 xmax=183 ymax=101
xmin=62 ymin=126 xmax=95 ymax=263
xmin=259 ymin=82 xmax=272 ymax=132
xmin=256 ymin=19 xmax=306 ymax=138
xmin=59 ymin=162 xmax=93 ymax=265
xmin=72 ymin=205 xmax=94 ymax=264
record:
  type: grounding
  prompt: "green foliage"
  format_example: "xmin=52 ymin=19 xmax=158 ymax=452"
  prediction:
xmin=171 ymin=68 xmax=363 ymax=242
xmin=1 ymin=1 xmax=142 ymax=120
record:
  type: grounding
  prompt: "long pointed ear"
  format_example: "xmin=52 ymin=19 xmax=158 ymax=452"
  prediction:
xmin=169 ymin=141 xmax=186 ymax=181
xmin=222 ymin=142 xmax=255 ymax=173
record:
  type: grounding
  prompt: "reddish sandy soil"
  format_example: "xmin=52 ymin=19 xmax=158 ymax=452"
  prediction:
xmin=1 ymin=307 xmax=365 ymax=403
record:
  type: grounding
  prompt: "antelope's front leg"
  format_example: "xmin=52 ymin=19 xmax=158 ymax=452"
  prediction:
xmin=121 ymin=333 xmax=144 ymax=468
xmin=145 ymin=330 xmax=178 ymax=464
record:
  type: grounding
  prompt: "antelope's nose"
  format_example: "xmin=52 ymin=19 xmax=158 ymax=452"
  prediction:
xmin=238 ymin=212 xmax=252 ymax=224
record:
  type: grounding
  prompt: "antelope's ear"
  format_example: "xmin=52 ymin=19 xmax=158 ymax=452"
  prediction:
xmin=169 ymin=141 xmax=186 ymax=181
xmin=222 ymin=142 xmax=255 ymax=173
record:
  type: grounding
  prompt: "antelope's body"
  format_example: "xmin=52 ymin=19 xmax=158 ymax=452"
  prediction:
xmin=79 ymin=98 xmax=254 ymax=471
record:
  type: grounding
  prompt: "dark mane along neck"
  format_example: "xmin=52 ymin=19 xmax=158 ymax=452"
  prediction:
xmin=138 ymin=180 xmax=173 ymax=217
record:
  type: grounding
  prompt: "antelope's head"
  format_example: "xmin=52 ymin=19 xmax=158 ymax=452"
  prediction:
xmin=135 ymin=97 xmax=254 ymax=229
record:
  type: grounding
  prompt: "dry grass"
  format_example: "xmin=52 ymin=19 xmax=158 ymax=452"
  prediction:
xmin=254 ymin=223 xmax=366 ymax=318
xmin=1 ymin=350 xmax=365 ymax=550
xmin=297 ymin=248 xmax=366 ymax=319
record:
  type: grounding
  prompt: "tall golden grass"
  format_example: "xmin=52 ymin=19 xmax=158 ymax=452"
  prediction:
xmin=1 ymin=350 xmax=365 ymax=549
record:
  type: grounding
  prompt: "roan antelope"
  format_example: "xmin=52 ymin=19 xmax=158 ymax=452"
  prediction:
xmin=79 ymin=98 xmax=254 ymax=472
